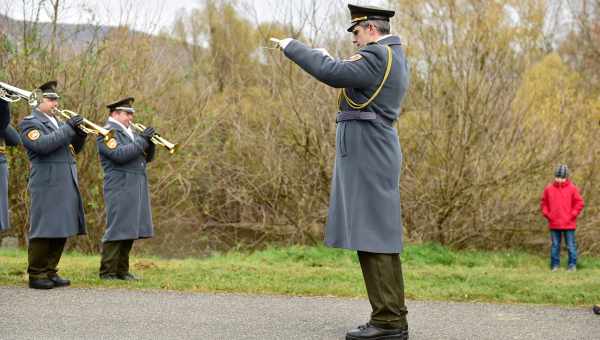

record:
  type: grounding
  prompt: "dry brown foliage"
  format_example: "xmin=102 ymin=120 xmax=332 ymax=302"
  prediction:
xmin=0 ymin=0 xmax=599 ymax=256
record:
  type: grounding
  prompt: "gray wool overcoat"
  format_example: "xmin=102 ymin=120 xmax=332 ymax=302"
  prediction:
xmin=284 ymin=36 xmax=409 ymax=253
xmin=97 ymin=120 xmax=155 ymax=242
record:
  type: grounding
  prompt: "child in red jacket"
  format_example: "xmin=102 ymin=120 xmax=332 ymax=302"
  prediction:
xmin=540 ymin=164 xmax=584 ymax=272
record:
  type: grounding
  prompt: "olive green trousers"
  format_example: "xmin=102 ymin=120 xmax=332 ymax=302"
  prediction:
xmin=28 ymin=238 xmax=67 ymax=280
xmin=99 ymin=240 xmax=134 ymax=276
xmin=358 ymin=251 xmax=408 ymax=329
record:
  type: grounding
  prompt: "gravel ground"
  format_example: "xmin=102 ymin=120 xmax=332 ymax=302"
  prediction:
xmin=0 ymin=286 xmax=598 ymax=339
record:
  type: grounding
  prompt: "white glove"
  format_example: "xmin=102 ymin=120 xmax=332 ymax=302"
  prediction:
xmin=315 ymin=48 xmax=333 ymax=59
xmin=270 ymin=37 xmax=293 ymax=51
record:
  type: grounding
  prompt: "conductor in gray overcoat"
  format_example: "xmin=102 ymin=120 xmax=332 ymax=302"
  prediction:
xmin=97 ymin=97 xmax=156 ymax=281
xmin=19 ymin=80 xmax=87 ymax=290
xmin=273 ymin=4 xmax=410 ymax=340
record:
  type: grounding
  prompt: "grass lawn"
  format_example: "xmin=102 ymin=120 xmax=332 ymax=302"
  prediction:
xmin=1 ymin=243 xmax=598 ymax=307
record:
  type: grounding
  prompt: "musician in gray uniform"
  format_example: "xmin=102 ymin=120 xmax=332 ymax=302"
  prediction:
xmin=0 ymin=100 xmax=21 ymax=231
xmin=97 ymin=97 xmax=156 ymax=281
xmin=273 ymin=4 xmax=410 ymax=340
xmin=18 ymin=81 xmax=87 ymax=289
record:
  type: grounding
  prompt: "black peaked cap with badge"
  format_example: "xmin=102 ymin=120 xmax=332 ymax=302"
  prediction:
xmin=347 ymin=4 xmax=395 ymax=32
xmin=38 ymin=80 xmax=60 ymax=99
xmin=107 ymin=97 xmax=135 ymax=113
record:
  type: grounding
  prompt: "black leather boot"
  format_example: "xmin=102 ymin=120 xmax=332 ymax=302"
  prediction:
xmin=29 ymin=278 xmax=54 ymax=290
xmin=346 ymin=323 xmax=409 ymax=340
xmin=48 ymin=275 xmax=70 ymax=287
xmin=593 ymin=305 xmax=600 ymax=315
xmin=99 ymin=273 xmax=119 ymax=280
xmin=117 ymin=272 xmax=138 ymax=281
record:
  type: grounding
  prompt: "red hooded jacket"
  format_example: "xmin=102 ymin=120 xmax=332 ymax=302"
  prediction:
xmin=540 ymin=180 xmax=584 ymax=230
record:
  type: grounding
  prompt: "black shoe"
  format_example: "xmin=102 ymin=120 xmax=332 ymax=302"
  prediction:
xmin=346 ymin=323 xmax=409 ymax=340
xmin=48 ymin=275 xmax=70 ymax=287
xmin=117 ymin=273 xmax=138 ymax=281
xmin=99 ymin=273 xmax=119 ymax=280
xmin=593 ymin=305 xmax=600 ymax=315
xmin=29 ymin=278 xmax=54 ymax=290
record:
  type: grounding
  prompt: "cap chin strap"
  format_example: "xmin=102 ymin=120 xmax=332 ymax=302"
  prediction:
xmin=42 ymin=92 xmax=59 ymax=98
xmin=339 ymin=45 xmax=393 ymax=110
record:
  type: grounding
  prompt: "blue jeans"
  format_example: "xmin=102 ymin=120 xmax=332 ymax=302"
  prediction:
xmin=550 ymin=230 xmax=577 ymax=268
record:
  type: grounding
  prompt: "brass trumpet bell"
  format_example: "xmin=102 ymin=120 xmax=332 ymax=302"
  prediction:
xmin=130 ymin=122 xmax=178 ymax=154
xmin=0 ymin=81 xmax=38 ymax=107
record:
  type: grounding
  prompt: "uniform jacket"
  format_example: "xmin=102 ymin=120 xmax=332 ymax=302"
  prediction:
xmin=284 ymin=36 xmax=409 ymax=253
xmin=97 ymin=120 xmax=155 ymax=242
xmin=18 ymin=108 xmax=87 ymax=239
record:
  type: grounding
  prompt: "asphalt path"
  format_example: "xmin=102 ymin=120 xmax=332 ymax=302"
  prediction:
xmin=0 ymin=286 xmax=598 ymax=339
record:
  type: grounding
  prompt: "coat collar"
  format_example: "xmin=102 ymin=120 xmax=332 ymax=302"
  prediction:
xmin=377 ymin=35 xmax=402 ymax=46
xmin=107 ymin=118 xmax=126 ymax=132
xmin=106 ymin=120 xmax=134 ymax=140
xmin=553 ymin=179 xmax=571 ymax=188
xmin=33 ymin=108 xmax=50 ymax=123
xmin=33 ymin=108 xmax=60 ymax=129
xmin=106 ymin=120 xmax=126 ymax=135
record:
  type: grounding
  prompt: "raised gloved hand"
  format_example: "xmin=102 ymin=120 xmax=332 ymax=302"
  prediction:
xmin=66 ymin=115 xmax=84 ymax=129
xmin=74 ymin=126 xmax=88 ymax=137
xmin=141 ymin=126 xmax=155 ymax=141
xmin=270 ymin=37 xmax=293 ymax=51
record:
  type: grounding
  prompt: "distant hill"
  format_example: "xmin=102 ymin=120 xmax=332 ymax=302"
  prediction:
xmin=0 ymin=14 xmax=133 ymax=50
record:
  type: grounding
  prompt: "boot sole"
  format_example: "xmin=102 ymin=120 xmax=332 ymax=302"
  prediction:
xmin=28 ymin=284 xmax=54 ymax=290
xmin=346 ymin=333 xmax=408 ymax=340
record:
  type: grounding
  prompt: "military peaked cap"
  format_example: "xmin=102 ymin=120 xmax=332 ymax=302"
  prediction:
xmin=347 ymin=4 xmax=395 ymax=32
xmin=107 ymin=97 xmax=135 ymax=113
xmin=38 ymin=80 xmax=60 ymax=99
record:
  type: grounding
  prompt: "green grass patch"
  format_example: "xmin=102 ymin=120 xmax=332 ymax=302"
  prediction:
xmin=1 ymin=243 xmax=598 ymax=307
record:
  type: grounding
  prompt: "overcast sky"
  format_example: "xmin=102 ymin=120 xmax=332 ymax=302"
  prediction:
xmin=2 ymin=0 xmax=384 ymax=34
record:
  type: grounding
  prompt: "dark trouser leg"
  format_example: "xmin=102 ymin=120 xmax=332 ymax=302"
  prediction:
xmin=46 ymin=238 xmax=67 ymax=278
xmin=28 ymin=238 xmax=51 ymax=280
xmin=550 ymin=230 xmax=561 ymax=268
xmin=100 ymin=241 xmax=121 ymax=276
xmin=358 ymin=251 xmax=408 ymax=329
xmin=565 ymin=230 xmax=577 ymax=268
xmin=117 ymin=240 xmax=134 ymax=276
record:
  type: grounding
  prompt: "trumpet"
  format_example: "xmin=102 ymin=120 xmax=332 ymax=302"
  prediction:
xmin=0 ymin=81 xmax=38 ymax=107
xmin=52 ymin=108 xmax=114 ymax=141
xmin=130 ymin=122 xmax=178 ymax=154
